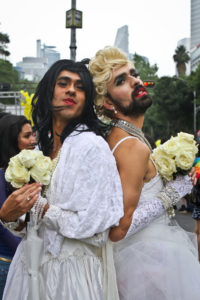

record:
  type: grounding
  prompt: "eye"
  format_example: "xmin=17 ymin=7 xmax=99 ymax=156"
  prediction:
xmin=130 ymin=70 xmax=140 ymax=78
xmin=115 ymin=76 xmax=125 ymax=86
xmin=57 ymin=81 xmax=67 ymax=87
xmin=76 ymin=84 xmax=85 ymax=91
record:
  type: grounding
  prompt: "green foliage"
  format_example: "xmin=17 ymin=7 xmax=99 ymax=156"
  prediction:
xmin=133 ymin=53 xmax=159 ymax=80
xmin=132 ymin=53 xmax=158 ymax=100
xmin=0 ymin=59 xmax=20 ymax=87
xmin=0 ymin=32 xmax=10 ymax=57
xmin=143 ymin=76 xmax=194 ymax=140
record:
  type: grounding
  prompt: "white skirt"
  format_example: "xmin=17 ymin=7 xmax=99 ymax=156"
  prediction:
xmin=114 ymin=215 xmax=200 ymax=300
xmin=3 ymin=238 xmax=104 ymax=300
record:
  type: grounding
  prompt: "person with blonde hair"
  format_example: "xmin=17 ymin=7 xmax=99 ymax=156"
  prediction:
xmin=89 ymin=46 xmax=200 ymax=300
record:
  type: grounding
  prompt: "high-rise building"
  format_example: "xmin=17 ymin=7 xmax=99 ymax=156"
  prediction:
xmin=114 ymin=25 xmax=129 ymax=56
xmin=16 ymin=40 xmax=60 ymax=81
xmin=190 ymin=0 xmax=200 ymax=71
xmin=191 ymin=0 xmax=200 ymax=49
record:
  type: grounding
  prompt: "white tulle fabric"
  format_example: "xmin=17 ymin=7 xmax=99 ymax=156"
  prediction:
xmin=3 ymin=129 xmax=123 ymax=300
xmin=114 ymin=173 xmax=200 ymax=300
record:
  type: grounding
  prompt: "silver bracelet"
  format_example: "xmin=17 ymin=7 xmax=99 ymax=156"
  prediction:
xmin=0 ymin=217 xmax=20 ymax=231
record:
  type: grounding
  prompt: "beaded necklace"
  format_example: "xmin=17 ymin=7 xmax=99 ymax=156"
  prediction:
xmin=111 ymin=119 xmax=152 ymax=151
xmin=42 ymin=149 xmax=61 ymax=197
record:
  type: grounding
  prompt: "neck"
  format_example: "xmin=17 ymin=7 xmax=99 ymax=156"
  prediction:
xmin=51 ymin=118 xmax=66 ymax=159
xmin=114 ymin=113 xmax=144 ymax=129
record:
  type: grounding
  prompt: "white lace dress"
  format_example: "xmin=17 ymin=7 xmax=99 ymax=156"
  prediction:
xmin=114 ymin=172 xmax=200 ymax=300
xmin=3 ymin=129 xmax=124 ymax=300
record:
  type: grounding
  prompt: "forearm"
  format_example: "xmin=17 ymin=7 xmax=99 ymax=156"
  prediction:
xmin=110 ymin=198 xmax=164 ymax=241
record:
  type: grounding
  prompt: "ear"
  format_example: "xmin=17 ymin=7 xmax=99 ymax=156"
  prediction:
xmin=103 ymin=97 xmax=114 ymax=111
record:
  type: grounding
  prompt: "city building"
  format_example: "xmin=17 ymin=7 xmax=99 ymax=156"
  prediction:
xmin=114 ymin=25 xmax=129 ymax=56
xmin=16 ymin=40 xmax=60 ymax=81
xmin=190 ymin=0 xmax=200 ymax=71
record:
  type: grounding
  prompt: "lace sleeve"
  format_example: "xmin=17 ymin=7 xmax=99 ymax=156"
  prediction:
xmin=125 ymin=198 xmax=164 ymax=239
xmin=124 ymin=175 xmax=193 ymax=239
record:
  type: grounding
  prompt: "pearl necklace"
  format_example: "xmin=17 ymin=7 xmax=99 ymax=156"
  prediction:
xmin=111 ymin=119 xmax=152 ymax=151
xmin=42 ymin=149 xmax=61 ymax=197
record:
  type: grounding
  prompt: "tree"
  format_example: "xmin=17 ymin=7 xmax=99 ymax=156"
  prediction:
xmin=133 ymin=53 xmax=159 ymax=81
xmin=173 ymin=45 xmax=190 ymax=77
xmin=0 ymin=32 xmax=10 ymax=58
xmin=143 ymin=76 xmax=194 ymax=140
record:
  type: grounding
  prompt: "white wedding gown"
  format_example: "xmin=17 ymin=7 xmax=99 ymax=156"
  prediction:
xmin=114 ymin=172 xmax=200 ymax=300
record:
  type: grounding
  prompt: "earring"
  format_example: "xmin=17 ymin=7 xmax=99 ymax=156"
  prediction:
xmin=112 ymin=106 xmax=117 ymax=114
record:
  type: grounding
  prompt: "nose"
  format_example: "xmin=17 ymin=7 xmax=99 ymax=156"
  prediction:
xmin=128 ymin=75 xmax=142 ymax=87
xmin=30 ymin=134 xmax=37 ymax=145
xmin=66 ymin=82 xmax=75 ymax=94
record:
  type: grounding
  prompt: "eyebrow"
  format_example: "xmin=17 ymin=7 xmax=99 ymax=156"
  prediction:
xmin=56 ymin=76 xmax=82 ymax=84
xmin=113 ymin=68 xmax=137 ymax=84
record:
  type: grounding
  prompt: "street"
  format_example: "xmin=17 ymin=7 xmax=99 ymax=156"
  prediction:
xmin=175 ymin=201 xmax=195 ymax=232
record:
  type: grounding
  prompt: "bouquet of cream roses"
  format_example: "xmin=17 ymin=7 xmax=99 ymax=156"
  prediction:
xmin=5 ymin=149 xmax=53 ymax=188
xmin=152 ymin=132 xmax=198 ymax=181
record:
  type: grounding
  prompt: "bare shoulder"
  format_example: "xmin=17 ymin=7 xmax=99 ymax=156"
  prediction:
xmin=114 ymin=137 xmax=150 ymax=162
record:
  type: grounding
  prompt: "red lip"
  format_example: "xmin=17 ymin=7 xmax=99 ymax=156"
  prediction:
xmin=135 ymin=87 xmax=147 ymax=98
xmin=63 ymin=98 xmax=76 ymax=106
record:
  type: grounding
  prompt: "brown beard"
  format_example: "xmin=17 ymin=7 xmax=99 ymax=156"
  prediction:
xmin=109 ymin=85 xmax=152 ymax=117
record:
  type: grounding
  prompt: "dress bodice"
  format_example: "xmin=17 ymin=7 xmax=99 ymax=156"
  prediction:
xmin=139 ymin=173 xmax=164 ymax=205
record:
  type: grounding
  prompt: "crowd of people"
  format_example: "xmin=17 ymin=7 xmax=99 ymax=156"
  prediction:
xmin=0 ymin=46 xmax=200 ymax=299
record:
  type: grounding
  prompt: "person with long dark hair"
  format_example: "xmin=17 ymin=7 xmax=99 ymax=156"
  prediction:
xmin=0 ymin=114 xmax=38 ymax=299
xmin=2 ymin=60 xmax=123 ymax=300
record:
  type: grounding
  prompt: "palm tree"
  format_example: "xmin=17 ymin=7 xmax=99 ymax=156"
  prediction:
xmin=173 ymin=45 xmax=190 ymax=77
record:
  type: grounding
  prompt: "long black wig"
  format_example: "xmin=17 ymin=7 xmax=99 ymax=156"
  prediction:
xmin=32 ymin=59 xmax=107 ymax=156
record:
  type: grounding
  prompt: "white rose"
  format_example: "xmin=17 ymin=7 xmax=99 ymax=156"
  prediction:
xmin=30 ymin=156 xmax=53 ymax=185
xmin=175 ymin=150 xmax=196 ymax=171
xmin=152 ymin=148 xmax=176 ymax=181
xmin=5 ymin=156 xmax=30 ymax=188
xmin=161 ymin=136 xmax=180 ymax=156
xmin=18 ymin=149 xmax=43 ymax=168
xmin=178 ymin=132 xmax=195 ymax=143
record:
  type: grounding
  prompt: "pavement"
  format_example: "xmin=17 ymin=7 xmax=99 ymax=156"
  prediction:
xmin=174 ymin=201 xmax=195 ymax=232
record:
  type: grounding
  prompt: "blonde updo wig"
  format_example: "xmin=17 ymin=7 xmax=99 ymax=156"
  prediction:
xmin=89 ymin=46 xmax=131 ymax=117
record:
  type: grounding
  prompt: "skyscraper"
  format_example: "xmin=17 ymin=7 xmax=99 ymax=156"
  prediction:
xmin=114 ymin=25 xmax=129 ymax=55
xmin=190 ymin=0 xmax=200 ymax=71
xmin=191 ymin=0 xmax=200 ymax=49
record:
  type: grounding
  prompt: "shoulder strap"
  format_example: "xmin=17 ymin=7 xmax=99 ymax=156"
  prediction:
xmin=112 ymin=136 xmax=137 ymax=154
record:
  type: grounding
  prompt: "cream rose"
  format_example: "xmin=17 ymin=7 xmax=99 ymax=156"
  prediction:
xmin=18 ymin=149 xmax=43 ymax=168
xmin=5 ymin=156 xmax=30 ymax=188
xmin=161 ymin=136 xmax=180 ymax=156
xmin=30 ymin=156 xmax=53 ymax=185
xmin=175 ymin=150 xmax=196 ymax=171
xmin=152 ymin=148 xmax=176 ymax=181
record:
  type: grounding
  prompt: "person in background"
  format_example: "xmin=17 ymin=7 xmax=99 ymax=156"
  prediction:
xmin=0 ymin=114 xmax=37 ymax=299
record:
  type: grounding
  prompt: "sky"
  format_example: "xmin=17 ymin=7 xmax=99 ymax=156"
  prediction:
xmin=0 ymin=0 xmax=190 ymax=77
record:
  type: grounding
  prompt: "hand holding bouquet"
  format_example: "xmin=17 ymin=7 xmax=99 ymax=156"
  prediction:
xmin=152 ymin=132 xmax=198 ymax=181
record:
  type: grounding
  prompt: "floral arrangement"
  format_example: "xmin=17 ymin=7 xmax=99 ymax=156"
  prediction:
xmin=5 ymin=149 xmax=53 ymax=188
xmin=152 ymin=132 xmax=198 ymax=181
